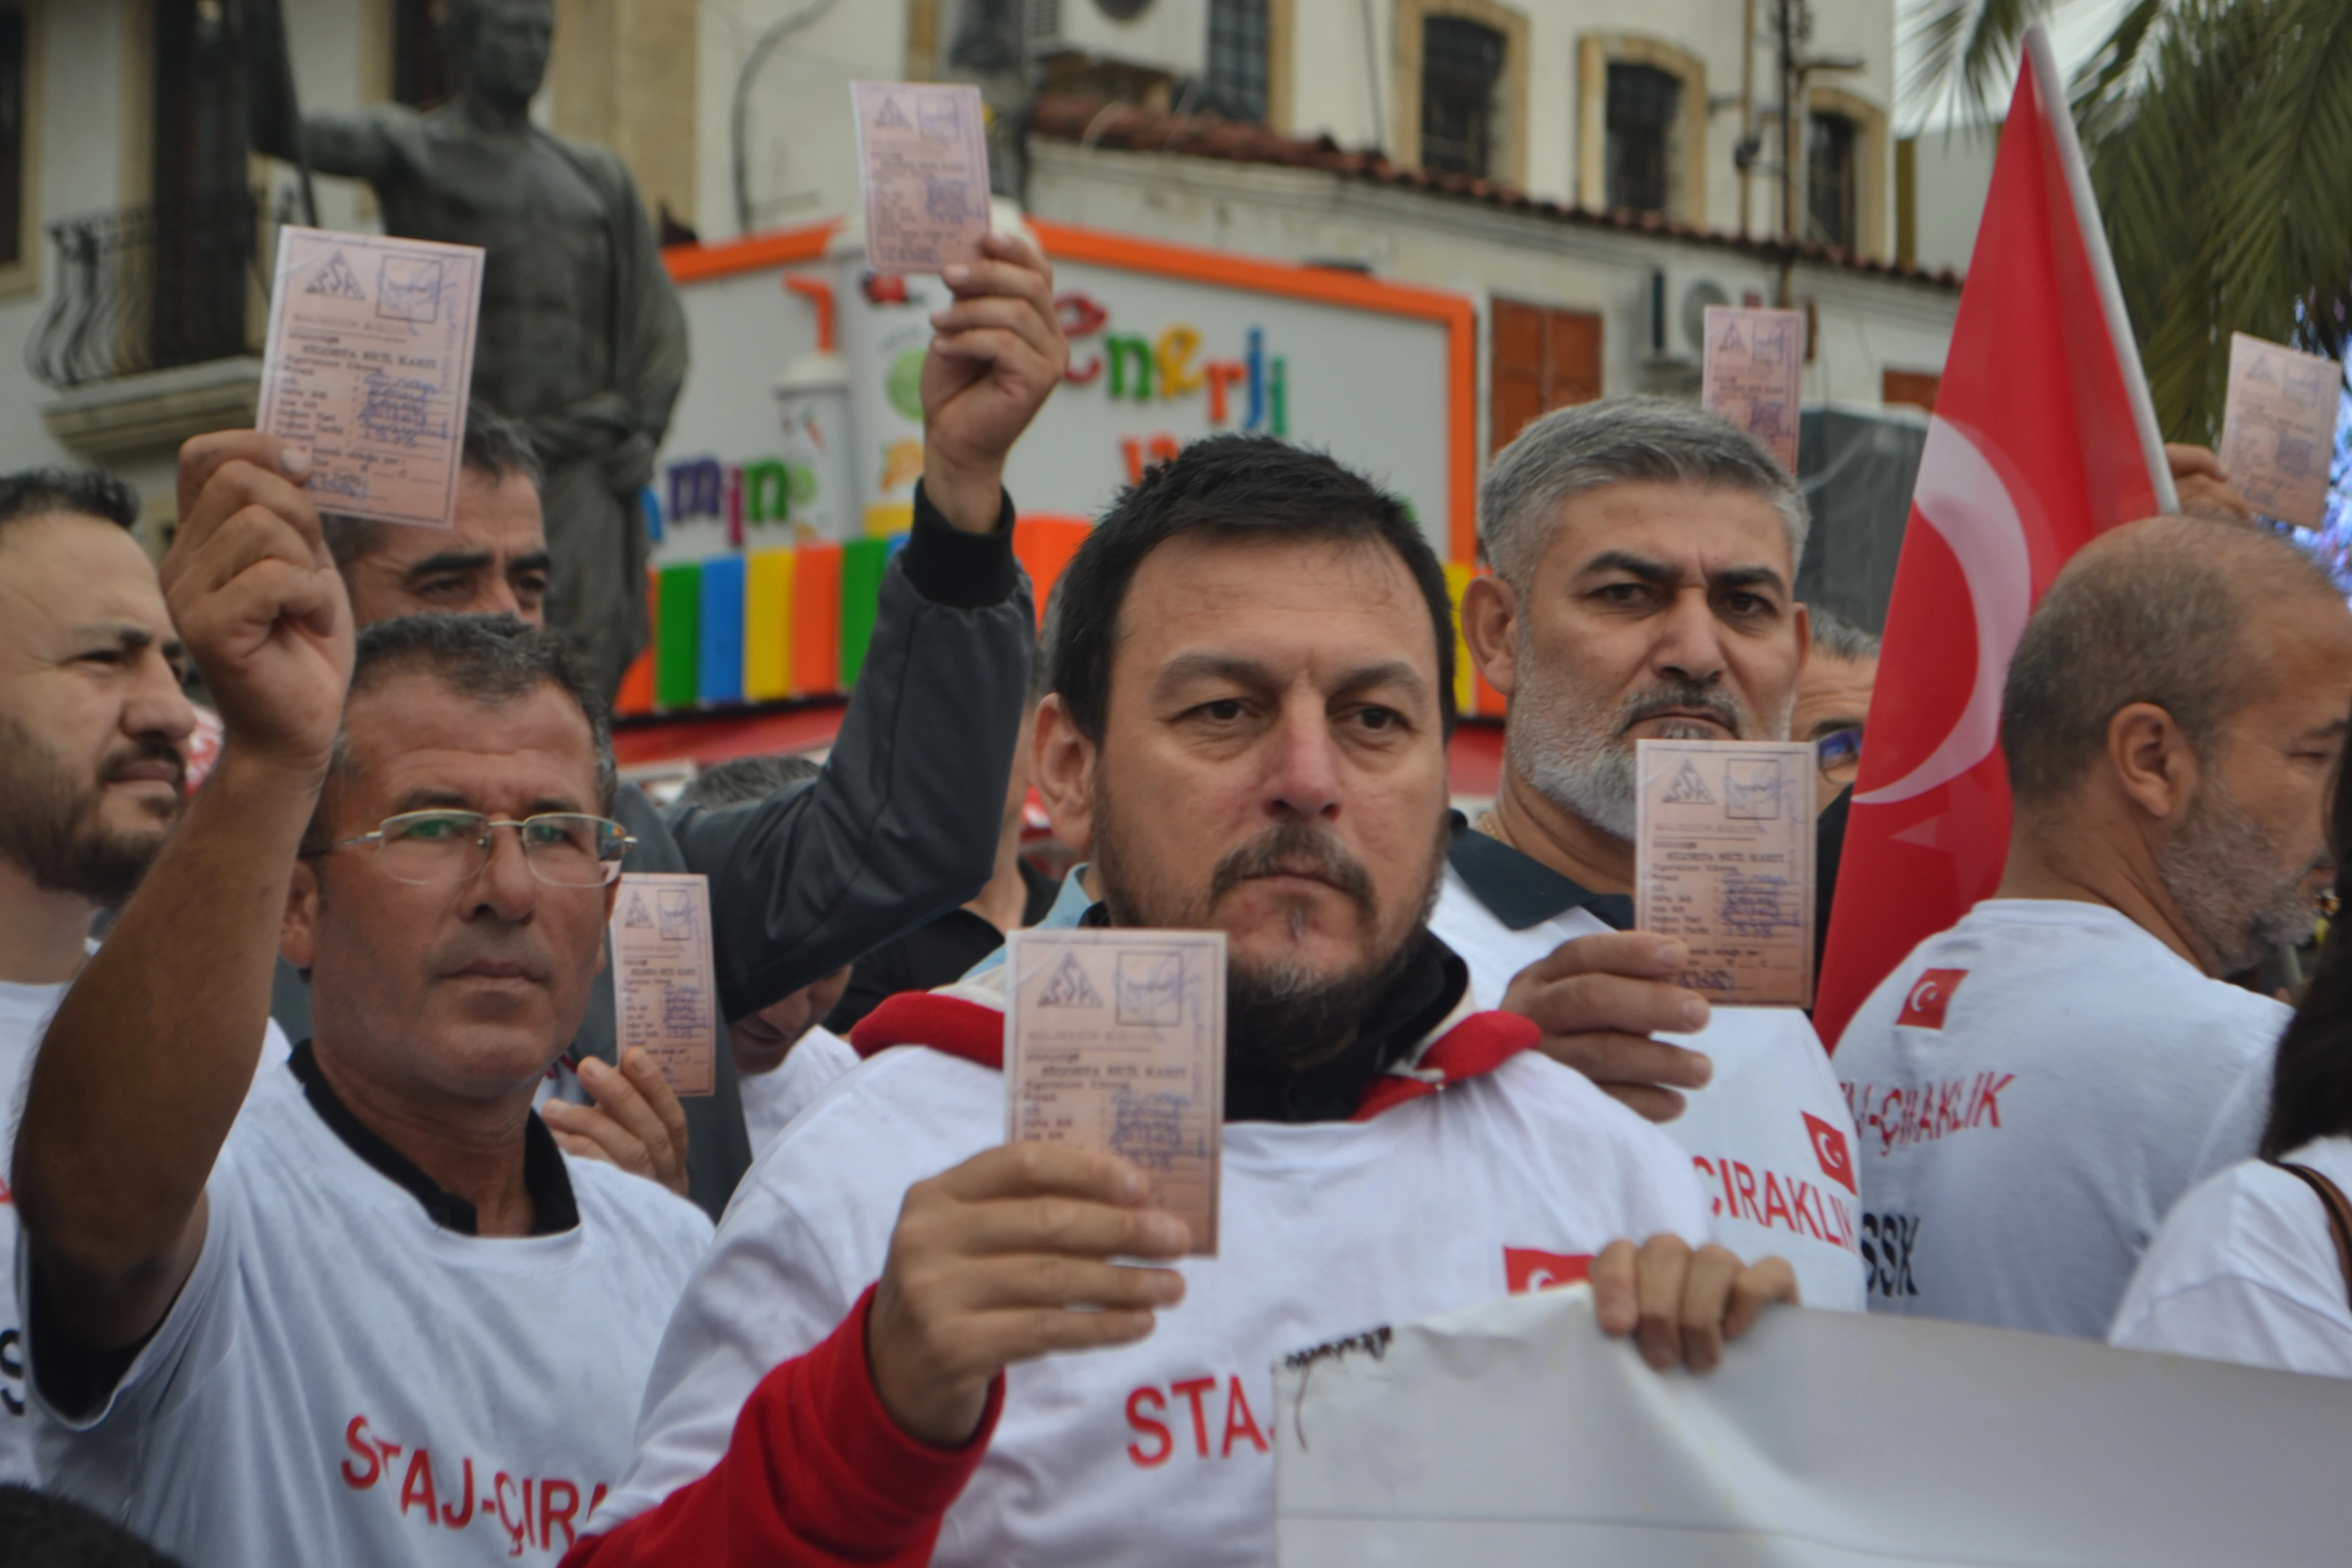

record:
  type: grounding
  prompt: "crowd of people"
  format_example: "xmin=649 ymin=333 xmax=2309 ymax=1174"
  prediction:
xmin=2 ymin=226 xmax=2350 ymax=1566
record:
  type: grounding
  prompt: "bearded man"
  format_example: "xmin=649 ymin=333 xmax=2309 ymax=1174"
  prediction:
xmin=1447 ymin=398 xmax=1864 ymax=1309
xmin=0 ymin=470 xmax=206 ymax=1482
xmin=1836 ymin=516 xmax=2352 ymax=1338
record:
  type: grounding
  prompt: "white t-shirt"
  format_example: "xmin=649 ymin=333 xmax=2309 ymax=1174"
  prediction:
xmin=736 ymin=1027 xmax=859 ymax=1156
xmin=1835 ymin=898 xmax=2284 ymax=1339
xmin=0 ymin=974 xmax=70 ymax=1487
xmin=0 ymin=972 xmax=292 ymax=1487
xmin=1430 ymin=863 xmax=1867 ymax=1312
xmin=596 ymin=978 xmax=1713 ymax=1566
xmin=23 ymin=1061 xmax=712 ymax=1566
xmin=2109 ymin=1136 xmax=2352 ymax=1376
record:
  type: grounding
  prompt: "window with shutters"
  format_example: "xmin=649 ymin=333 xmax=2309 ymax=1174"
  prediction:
xmin=1808 ymin=110 xmax=1858 ymax=249
xmin=1489 ymin=300 xmax=1603 ymax=456
xmin=1420 ymin=16 xmax=1505 ymax=177
xmin=1202 ymin=0 xmax=1269 ymax=122
xmin=1604 ymin=63 xmax=1678 ymax=214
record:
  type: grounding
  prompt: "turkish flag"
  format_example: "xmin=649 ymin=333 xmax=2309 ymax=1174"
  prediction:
xmin=1503 ymin=1247 xmax=1592 ymax=1294
xmin=1814 ymin=27 xmax=2175 ymax=1047
xmin=1802 ymin=1112 xmax=1857 ymax=1195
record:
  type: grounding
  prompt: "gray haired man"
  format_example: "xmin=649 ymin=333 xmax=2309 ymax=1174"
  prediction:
xmin=1443 ymin=396 xmax=1865 ymax=1309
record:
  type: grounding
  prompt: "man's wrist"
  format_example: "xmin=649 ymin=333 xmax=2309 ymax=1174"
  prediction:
xmin=919 ymin=454 xmax=1009 ymax=535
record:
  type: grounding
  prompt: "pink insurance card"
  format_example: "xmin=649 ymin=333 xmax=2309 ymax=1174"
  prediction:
xmin=257 ymin=226 xmax=483 ymax=528
xmin=1004 ymin=927 xmax=1224 ymax=1254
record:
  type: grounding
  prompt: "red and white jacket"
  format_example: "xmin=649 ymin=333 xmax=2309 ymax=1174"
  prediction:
xmin=570 ymin=972 xmax=1713 ymax=1568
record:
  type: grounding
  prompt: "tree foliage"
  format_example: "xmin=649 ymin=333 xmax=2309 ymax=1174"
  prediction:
xmin=1909 ymin=0 xmax=2352 ymax=443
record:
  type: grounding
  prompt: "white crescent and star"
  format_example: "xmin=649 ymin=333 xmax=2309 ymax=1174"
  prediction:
xmin=1856 ymin=415 xmax=2033 ymax=807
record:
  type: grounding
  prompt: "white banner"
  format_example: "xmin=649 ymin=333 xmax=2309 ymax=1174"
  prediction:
xmin=1276 ymin=1286 xmax=2352 ymax=1565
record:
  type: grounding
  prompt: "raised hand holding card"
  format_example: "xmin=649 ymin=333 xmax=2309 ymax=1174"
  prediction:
xmin=257 ymin=227 xmax=484 ymax=528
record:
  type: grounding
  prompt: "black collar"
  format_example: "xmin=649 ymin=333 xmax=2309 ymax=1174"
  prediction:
xmin=290 ymin=1041 xmax=581 ymax=1235
xmin=1077 ymin=904 xmax=1471 ymax=1123
xmin=1446 ymin=811 xmax=1634 ymax=932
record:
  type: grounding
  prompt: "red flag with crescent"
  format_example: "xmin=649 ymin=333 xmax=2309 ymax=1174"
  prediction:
xmin=1813 ymin=27 xmax=2176 ymax=1048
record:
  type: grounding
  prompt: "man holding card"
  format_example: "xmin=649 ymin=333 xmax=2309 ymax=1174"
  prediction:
xmin=1837 ymin=517 xmax=2352 ymax=1339
xmin=567 ymin=435 xmax=1794 ymax=1568
xmin=1446 ymin=396 xmax=1866 ymax=1311
xmin=182 ymin=222 xmax=1062 ymax=1215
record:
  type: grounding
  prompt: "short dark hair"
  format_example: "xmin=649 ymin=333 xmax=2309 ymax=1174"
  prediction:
xmin=678 ymin=752 xmax=822 ymax=810
xmin=1049 ymin=436 xmax=1457 ymax=741
xmin=0 ymin=1485 xmax=187 ymax=1567
xmin=2001 ymin=516 xmax=2340 ymax=808
xmin=325 ymin=614 xmax=615 ymax=819
xmin=322 ymin=401 xmax=542 ymax=568
xmin=0 ymin=467 xmax=139 ymax=536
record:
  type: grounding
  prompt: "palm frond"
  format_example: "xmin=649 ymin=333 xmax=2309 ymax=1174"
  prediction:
xmin=1900 ymin=0 xmax=2058 ymax=122
xmin=2087 ymin=0 xmax=2352 ymax=442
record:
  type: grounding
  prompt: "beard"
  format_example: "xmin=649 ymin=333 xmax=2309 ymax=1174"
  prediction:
xmin=1504 ymin=635 xmax=1786 ymax=841
xmin=1092 ymin=792 xmax=1446 ymax=1070
xmin=0 ymin=716 xmax=185 ymax=906
xmin=2158 ymin=773 xmax=2325 ymax=975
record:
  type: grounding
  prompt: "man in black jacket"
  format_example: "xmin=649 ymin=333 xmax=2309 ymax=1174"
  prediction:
xmin=183 ymin=229 xmax=1062 ymax=1215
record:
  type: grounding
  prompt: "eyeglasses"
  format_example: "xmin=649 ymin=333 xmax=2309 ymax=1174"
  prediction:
xmin=307 ymin=810 xmax=634 ymax=888
xmin=1815 ymin=726 xmax=1863 ymax=786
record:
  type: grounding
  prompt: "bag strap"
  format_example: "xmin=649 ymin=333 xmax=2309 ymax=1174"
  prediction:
xmin=2270 ymin=1160 xmax=2352 ymax=1310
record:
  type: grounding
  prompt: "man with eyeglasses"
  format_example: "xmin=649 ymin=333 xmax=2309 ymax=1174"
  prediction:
xmin=12 ymin=231 xmax=1064 ymax=1568
xmin=180 ymin=235 xmax=1064 ymax=1218
xmin=1442 ymin=397 xmax=1865 ymax=1310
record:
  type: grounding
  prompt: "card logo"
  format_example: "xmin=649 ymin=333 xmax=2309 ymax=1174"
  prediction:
xmin=1802 ymin=1111 xmax=1857 ymax=1194
xmin=1898 ymin=968 xmax=1967 ymax=1029
xmin=1503 ymin=1247 xmax=1592 ymax=1294
xmin=1037 ymin=951 xmax=1104 ymax=1009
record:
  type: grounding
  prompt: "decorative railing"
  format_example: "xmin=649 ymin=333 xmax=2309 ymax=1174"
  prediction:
xmin=28 ymin=188 xmax=271 ymax=390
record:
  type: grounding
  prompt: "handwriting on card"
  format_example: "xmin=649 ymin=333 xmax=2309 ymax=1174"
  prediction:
xmin=1636 ymin=740 xmax=1817 ymax=1007
xmin=852 ymin=81 xmax=991 ymax=274
xmin=2219 ymin=332 xmax=2342 ymax=529
xmin=1701 ymin=305 xmax=1806 ymax=475
xmin=608 ymin=873 xmax=719 ymax=1097
xmin=1005 ymin=928 xmax=1224 ymax=1254
xmin=257 ymin=228 xmax=484 ymax=529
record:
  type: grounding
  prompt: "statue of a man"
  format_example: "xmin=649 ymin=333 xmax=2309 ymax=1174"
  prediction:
xmin=258 ymin=0 xmax=688 ymax=697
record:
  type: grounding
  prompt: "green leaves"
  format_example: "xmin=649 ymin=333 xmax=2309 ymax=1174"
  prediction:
xmin=1909 ymin=0 xmax=2352 ymax=444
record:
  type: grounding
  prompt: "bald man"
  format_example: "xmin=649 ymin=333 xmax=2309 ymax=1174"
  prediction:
xmin=1837 ymin=518 xmax=2352 ymax=1339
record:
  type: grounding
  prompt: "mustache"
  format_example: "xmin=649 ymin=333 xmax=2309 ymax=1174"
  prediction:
xmin=1618 ymin=680 xmax=1749 ymax=737
xmin=1208 ymin=820 xmax=1377 ymax=917
xmin=100 ymin=734 xmax=187 ymax=793
xmin=427 ymin=935 xmax=554 ymax=985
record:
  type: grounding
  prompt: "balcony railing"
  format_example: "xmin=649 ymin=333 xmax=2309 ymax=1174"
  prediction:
xmin=28 ymin=188 xmax=272 ymax=391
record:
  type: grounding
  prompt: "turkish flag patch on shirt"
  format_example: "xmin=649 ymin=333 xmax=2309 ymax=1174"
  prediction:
xmin=1803 ymin=1111 xmax=1857 ymax=1194
xmin=1503 ymin=1248 xmax=1591 ymax=1294
xmin=1898 ymin=969 xmax=1968 ymax=1030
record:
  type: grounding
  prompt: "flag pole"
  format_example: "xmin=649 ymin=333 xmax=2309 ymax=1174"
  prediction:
xmin=2022 ymin=24 xmax=2177 ymax=514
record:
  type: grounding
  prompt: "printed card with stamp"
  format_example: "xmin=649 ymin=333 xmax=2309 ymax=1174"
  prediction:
xmin=257 ymin=227 xmax=484 ymax=529
xmin=1701 ymin=305 xmax=1806 ymax=475
xmin=851 ymin=81 xmax=991 ymax=273
xmin=1004 ymin=927 xmax=1224 ymax=1255
xmin=2218 ymin=332 xmax=2343 ymax=529
xmin=1635 ymin=739 xmax=1817 ymax=1008
xmin=607 ymin=872 xmax=719 ymax=1097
